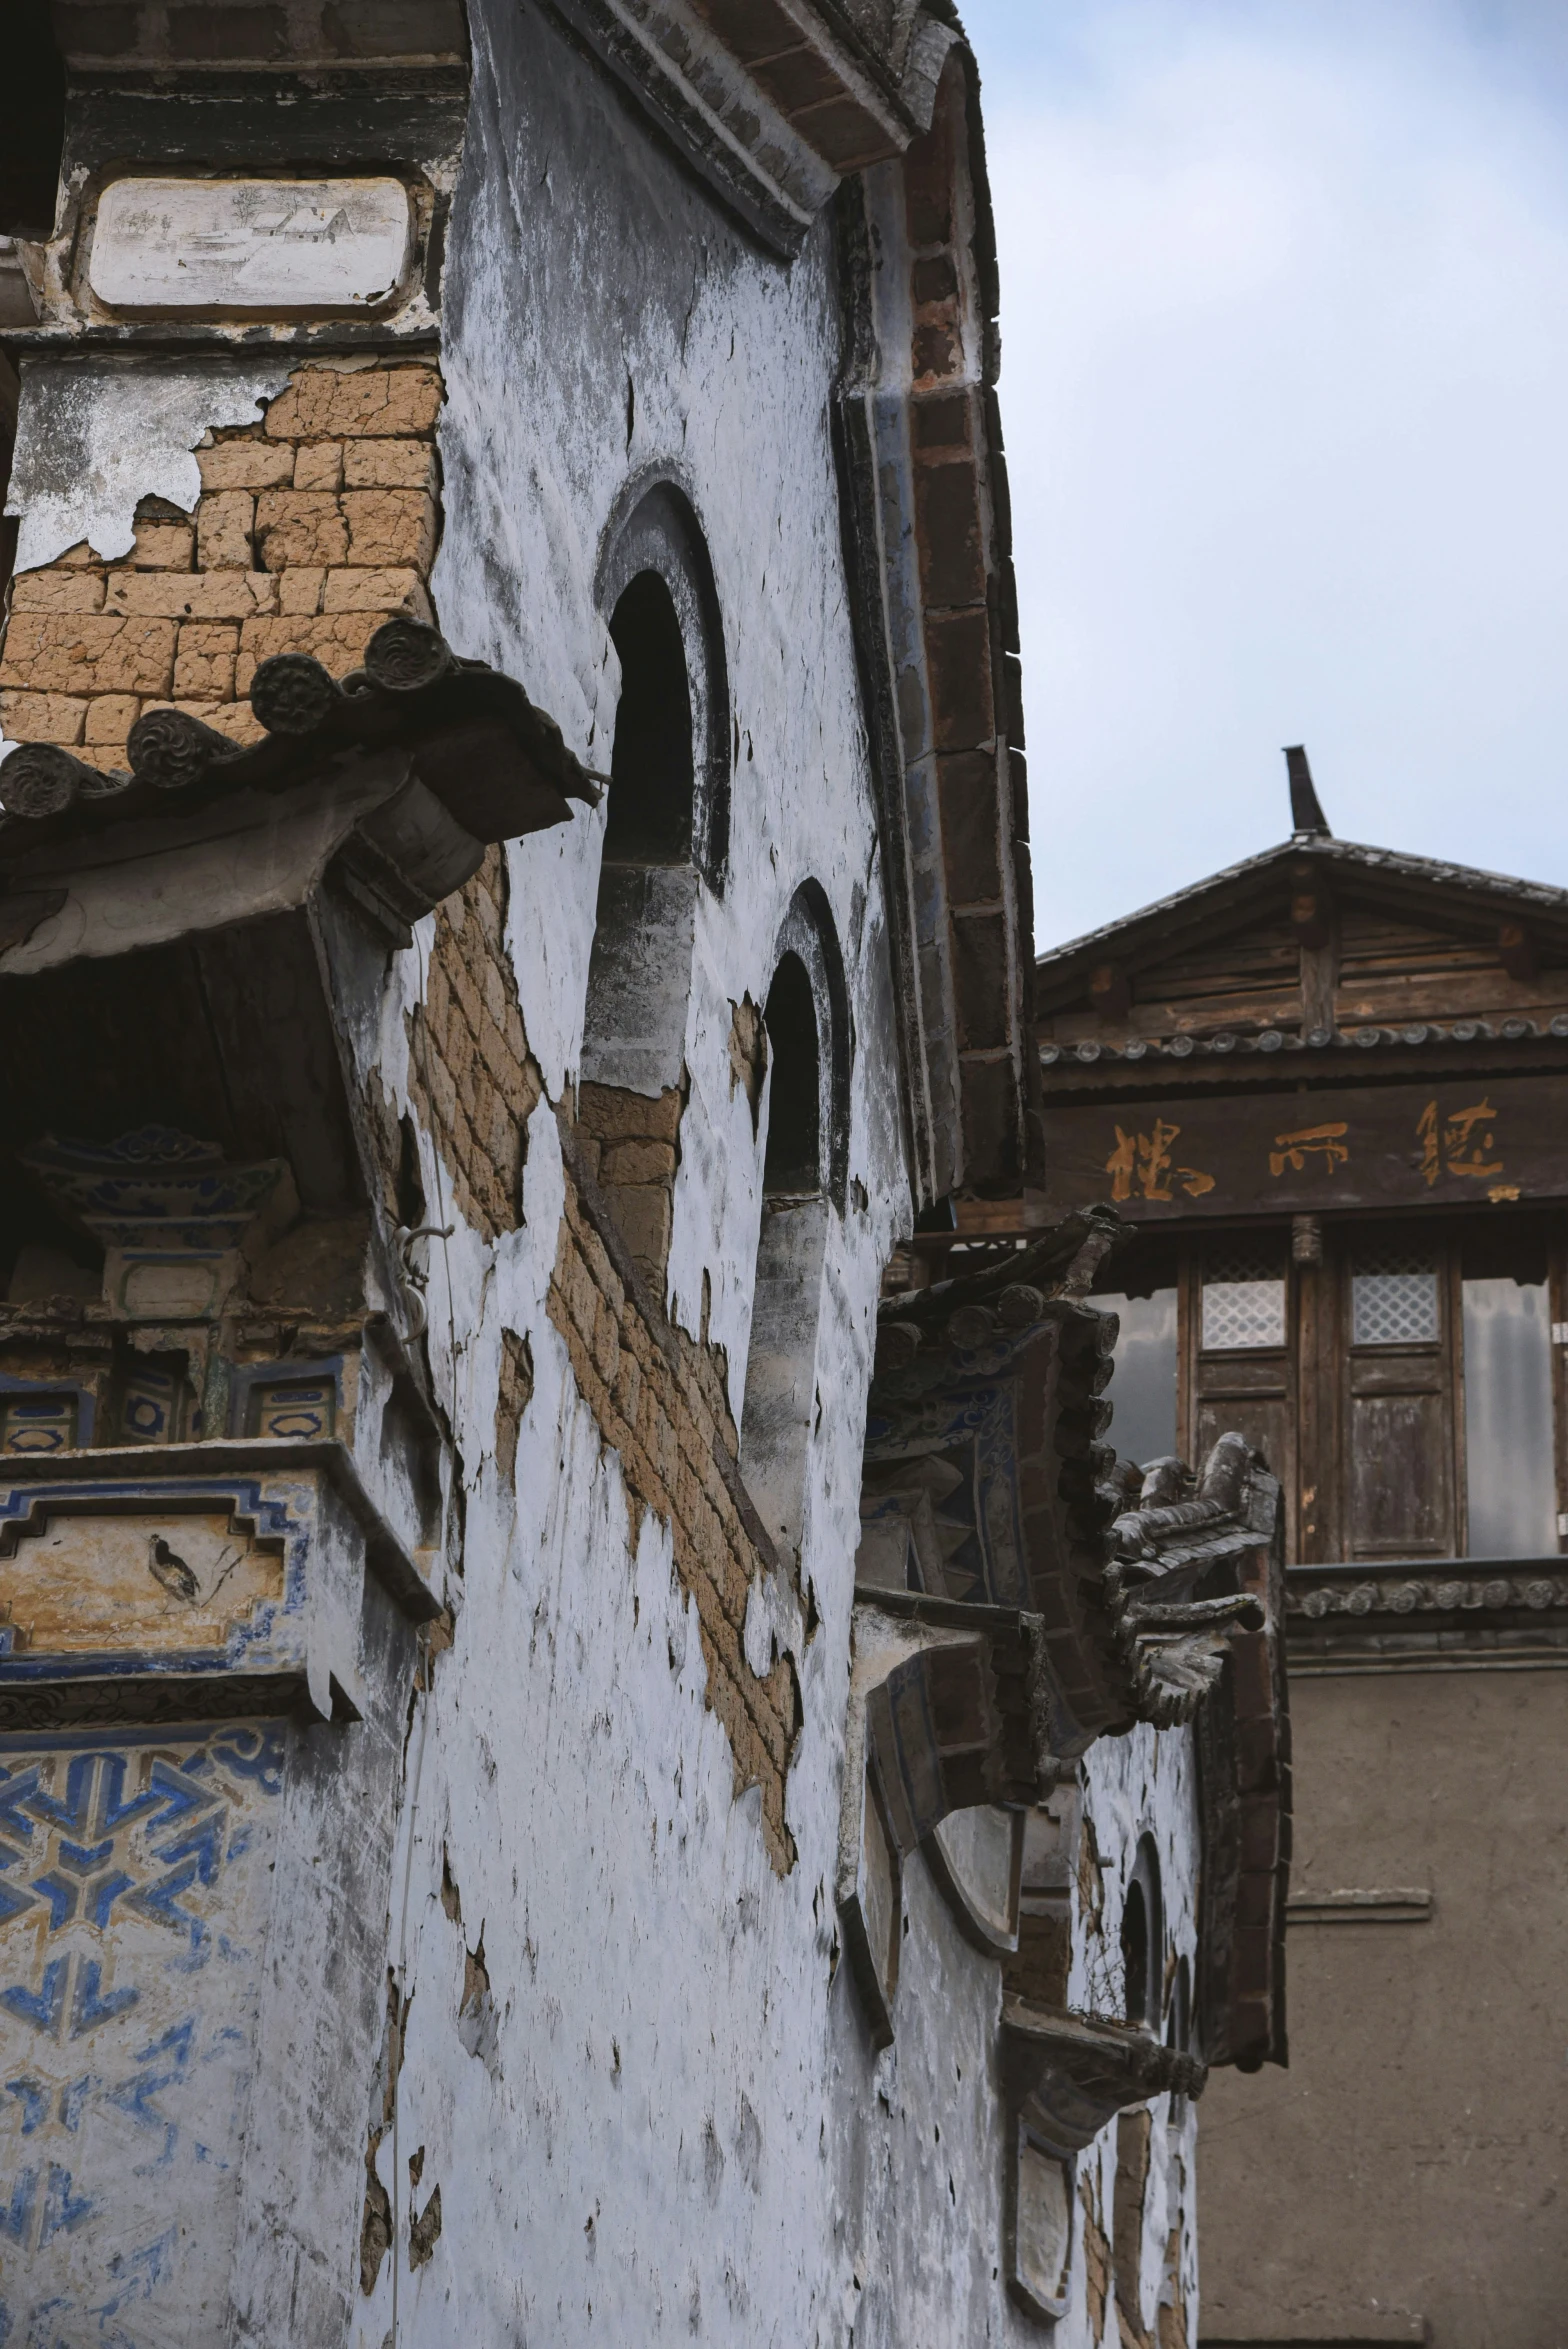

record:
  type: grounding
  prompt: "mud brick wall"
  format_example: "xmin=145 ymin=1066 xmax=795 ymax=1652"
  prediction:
xmin=548 ymin=1167 xmax=800 ymax=1874
xmin=405 ymin=847 xmax=544 ymax=1247
xmin=574 ymin=1081 xmax=684 ymax=1293
xmin=1080 ymin=2170 xmax=1111 ymax=2342
xmin=0 ymin=359 xmax=442 ymax=772
xmin=401 ymin=839 xmax=790 ymax=1865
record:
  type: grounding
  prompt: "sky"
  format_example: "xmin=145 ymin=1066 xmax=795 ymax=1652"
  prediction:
xmin=957 ymin=0 xmax=1568 ymax=948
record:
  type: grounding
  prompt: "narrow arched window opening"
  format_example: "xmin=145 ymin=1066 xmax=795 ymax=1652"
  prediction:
xmin=1121 ymin=1882 xmax=1149 ymax=2029
xmin=579 ymin=486 xmax=722 ymax=1298
xmin=603 ymin=572 xmax=694 ymax=866
xmin=1166 ymin=1953 xmax=1193 ymax=2127
xmin=1121 ymin=1833 xmax=1164 ymax=2033
xmin=761 ymin=953 xmax=819 ymax=1196
xmin=740 ymin=888 xmax=850 ymax=1569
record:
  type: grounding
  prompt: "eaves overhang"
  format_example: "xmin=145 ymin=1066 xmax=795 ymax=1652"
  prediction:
xmin=0 ymin=617 xmax=598 ymax=968
xmin=1036 ymin=832 xmax=1568 ymax=1015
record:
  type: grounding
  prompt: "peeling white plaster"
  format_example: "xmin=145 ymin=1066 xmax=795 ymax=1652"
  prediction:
xmin=6 ymin=355 xmax=294 ymax=571
xmin=0 ymin=5 xmax=1212 ymax=2339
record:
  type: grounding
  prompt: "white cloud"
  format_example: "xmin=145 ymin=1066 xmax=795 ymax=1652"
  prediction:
xmin=961 ymin=0 xmax=1568 ymax=945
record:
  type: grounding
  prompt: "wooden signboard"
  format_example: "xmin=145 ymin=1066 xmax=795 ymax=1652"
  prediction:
xmin=1042 ymin=1075 xmax=1568 ymax=1220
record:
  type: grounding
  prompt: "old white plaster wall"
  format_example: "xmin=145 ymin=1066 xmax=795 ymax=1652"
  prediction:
xmin=824 ymin=1723 xmax=1202 ymax=2349
xmin=0 ymin=5 xmax=1216 ymax=2333
xmin=3 ymin=356 xmax=294 ymax=574
xmin=291 ymin=7 xmax=1215 ymax=2345
xmin=315 ymin=5 xmax=905 ymax=2336
xmin=1075 ymin=1723 xmax=1204 ymax=2349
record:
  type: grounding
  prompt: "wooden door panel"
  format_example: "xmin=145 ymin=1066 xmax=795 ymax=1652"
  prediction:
xmin=1348 ymin=1353 xmax=1445 ymax=1398
xmin=1348 ymin=1389 xmax=1453 ymax=1555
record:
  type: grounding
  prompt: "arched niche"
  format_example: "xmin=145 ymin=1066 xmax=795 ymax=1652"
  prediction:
xmin=740 ymin=883 xmax=851 ymax=1563
xmin=1120 ymin=1832 xmax=1165 ymax=2034
xmin=581 ymin=478 xmax=729 ymax=1101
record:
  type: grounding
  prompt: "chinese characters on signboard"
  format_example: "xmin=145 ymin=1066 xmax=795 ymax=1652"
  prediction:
xmin=1104 ymin=1100 xmax=1510 ymax=1206
xmin=1105 ymin=1119 xmax=1215 ymax=1202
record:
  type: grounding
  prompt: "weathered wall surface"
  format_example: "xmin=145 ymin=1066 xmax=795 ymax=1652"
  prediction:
xmin=1200 ymin=1666 xmax=1568 ymax=2347
xmin=828 ymin=1719 xmax=1202 ymax=2349
xmin=0 ymin=1721 xmax=284 ymax=2327
xmin=329 ymin=2 xmax=913 ymax=2335
xmin=0 ymin=7 xmax=1216 ymax=2342
xmin=313 ymin=6 xmax=1209 ymax=2340
xmin=0 ymin=356 xmax=442 ymax=770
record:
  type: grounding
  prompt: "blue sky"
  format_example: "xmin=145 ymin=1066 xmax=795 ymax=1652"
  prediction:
xmin=958 ymin=1 xmax=1568 ymax=945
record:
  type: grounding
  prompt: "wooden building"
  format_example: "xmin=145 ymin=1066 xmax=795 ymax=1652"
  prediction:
xmin=1033 ymin=759 xmax=1568 ymax=2347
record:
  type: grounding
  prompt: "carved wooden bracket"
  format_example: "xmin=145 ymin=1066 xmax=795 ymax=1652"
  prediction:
xmin=999 ymin=1998 xmax=1207 ymax=2160
xmin=836 ymin=1590 xmax=1059 ymax=2049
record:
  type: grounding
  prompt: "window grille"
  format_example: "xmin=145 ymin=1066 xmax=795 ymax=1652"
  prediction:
xmin=1201 ymin=1249 xmax=1286 ymax=1351
xmin=1352 ymin=1249 xmax=1439 ymax=1347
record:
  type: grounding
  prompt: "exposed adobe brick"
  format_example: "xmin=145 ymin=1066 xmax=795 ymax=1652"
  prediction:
xmin=0 ymin=360 xmax=449 ymax=763
xmin=10 ymin=572 xmax=106 ymax=613
xmin=577 ymin=1082 xmax=683 ymax=1146
xmin=158 ymin=698 xmax=265 ymax=748
xmin=322 ymin=567 xmax=432 ymax=616
xmin=130 ymin=519 xmax=195 ymax=570
xmin=344 ymin=439 xmax=439 ymax=492
xmin=911 ymin=253 xmax=959 ymax=304
xmin=342 ymin=489 xmax=439 ymax=571
xmin=263 ymin=363 xmax=443 ymax=441
xmin=405 ymin=847 xmax=543 ymax=1246
xmin=575 ymin=1080 xmax=685 ymax=1294
xmin=234 ymin=613 xmax=396 ymax=694
xmin=173 ymin=622 xmax=239 ymax=700
xmin=105 ymin=571 xmax=276 ymax=620
xmin=495 ymin=1329 xmax=534 ymax=1486
xmin=1080 ymin=2169 xmax=1112 ymax=2341
xmin=0 ymin=613 xmax=175 ymax=698
xmin=255 ymin=488 xmax=350 ymax=570
xmin=197 ymin=440 xmax=296 ymax=493
xmin=293 ymin=441 xmax=345 ymax=492
xmin=196 ymin=490 xmax=255 ymax=570
xmin=82 ymin=692 xmax=139 ymax=746
xmin=547 ymin=1139 xmax=799 ymax=1873
xmin=0 ymin=689 xmax=86 ymax=743
xmin=912 ymin=320 xmax=959 ymax=383
xmin=278 ymin=568 xmax=325 ymax=617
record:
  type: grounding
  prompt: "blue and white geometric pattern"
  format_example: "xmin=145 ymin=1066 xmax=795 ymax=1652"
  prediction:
xmin=0 ymin=1722 xmax=284 ymax=2331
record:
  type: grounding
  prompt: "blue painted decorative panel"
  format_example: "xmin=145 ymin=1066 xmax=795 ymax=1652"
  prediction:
xmin=0 ymin=1720 xmax=285 ymax=2340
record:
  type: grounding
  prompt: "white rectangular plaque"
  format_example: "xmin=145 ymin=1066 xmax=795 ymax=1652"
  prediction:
xmin=89 ymin=176 xmax=413 ymax=314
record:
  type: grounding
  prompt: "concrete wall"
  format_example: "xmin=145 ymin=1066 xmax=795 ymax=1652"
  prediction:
xmin=1199 ymin=1664 xmax=1568 ymax=2347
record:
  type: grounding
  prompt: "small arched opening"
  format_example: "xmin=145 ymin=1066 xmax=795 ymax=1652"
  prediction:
xmin=1120 ymin=1832 xmax=1164 ymax=2034
xmin=1113 ymin=1833 xmax=1167 ymax=2336
xmin=579 ymin=481 xmax=726 ymax=1293
xmin=603 ymin=570 xmax=694 ymax=866
xmin=740 ymin=886 xmax=849 ymax=1565
xmin=1166 ymin=1953 xmax=1193 ymax=2128
xmin=760 ymin=953 xmax=819 ymax=1195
